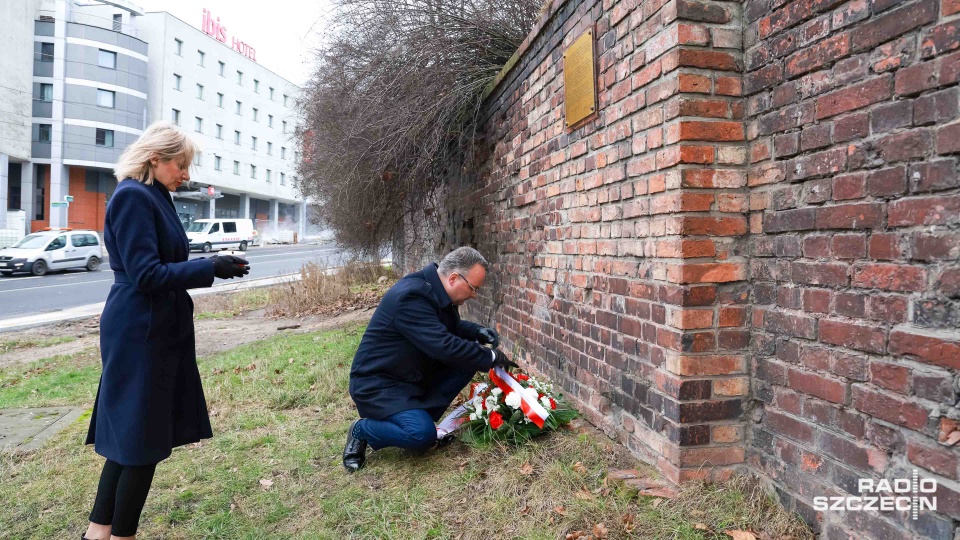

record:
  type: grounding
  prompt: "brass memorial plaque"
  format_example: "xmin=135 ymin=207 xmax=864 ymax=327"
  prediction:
xmin=563 ymin=29 xmax=597 ymax=128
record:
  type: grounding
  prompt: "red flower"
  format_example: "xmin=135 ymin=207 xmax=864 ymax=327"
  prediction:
xmin=516 ymin=374 xmax=530 ymax=381
xmin=489 ymin=411 xmax=504 ymax=430
xmin=549 ymin=398 xmax=557 ymax=410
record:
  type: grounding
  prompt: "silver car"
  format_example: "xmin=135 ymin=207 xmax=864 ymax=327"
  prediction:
xmin=0 ymin=229 xmax=103 ymax=276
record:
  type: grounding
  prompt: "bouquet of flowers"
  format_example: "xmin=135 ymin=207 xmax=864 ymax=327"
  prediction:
xmin=456 ymin=367 xmax=578 ymax=444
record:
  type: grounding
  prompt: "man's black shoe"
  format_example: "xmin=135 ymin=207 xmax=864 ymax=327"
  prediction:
xmin=436 ymin=433 xmax=456 ymax=449
xmin=343 ymin=419 xmax=367 ymax=473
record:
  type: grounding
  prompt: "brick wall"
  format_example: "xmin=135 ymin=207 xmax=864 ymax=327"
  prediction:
xmin=744 ymin=0 xmax=960 ymax=537
xmin=403 ymin=0 xmax=960 ymax=537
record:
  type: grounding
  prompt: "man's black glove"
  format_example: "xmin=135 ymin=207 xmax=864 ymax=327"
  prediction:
xmin=477 ymin=326 xmax=500 ymax=348
xmin=491 ymin=349 xmax=519 ymax=371
xmin=212 ymin=255 xmax=250 ymax=279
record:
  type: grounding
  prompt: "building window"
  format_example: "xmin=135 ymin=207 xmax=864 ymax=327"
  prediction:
xmin=233 ymin=160 xmax=240 ymax=174
xmin=269 ymin=87 xmax=274 ymax=100
xmin=282 ymin=120 xmax=287 ymax=133
xmin=40 ymin=42 xmax=54 ymax=62
xmin=98 ymin=49 xmax=116 ymax=68
xmin=281 ymin=146 xmax=286 ymax=159
xmin=174 ymin=73 xmax=182 ymax=90
xmin=235 ymin=101 xmax=242 ymax=115
xmin=267 ymin=142 xmax=273 ymax=155
xmin=234 ymin=130 xmax=240 ymax=144
xmin=97 ymin=89 xmax=115 ymax=108
xmin=197 ymin=50 xmax=205 ymax=66
xmin=268 ymin=114 xmax=273 ymax=127
xmin=112 ymin=13 xmax=122 ymax=31
xmin=95 ymin=129 xmax=114 ymax=147
xmin=194 ymin=117 xmax=202 ymax=132
xmin=218 ymin=61 xmax=225 ymax=76
xmin=283 ymin=94 xmax=288 ymax=106
xmin=251 ymin=136 xmax=257 ymax=150
xmin=194 ymin=152 xmax=202 ymax=166
xmin=236 ymin=70 xmax=243 ymax=84
xmin=252 ymin=108 xmax=258 ymax=121
xmin=196 ymin=83 xmax=204 ymax=100
xmin=254 ymin=79 xmax=259 ymax=92
xmin=266 ymin=169 xmax=272 ymax=182
xmin=39 ymin=83 xmax=53 ymax=102
xmin=250 ymin=165 xmax=256 ymax=178
xmin=216 ymin=124 xmax=223 ymax=139
xmin=217 ymin=92 xmax=223 ymax=107
xmin=172 ymin=108 xmax=180 ymax=124
xmin=214 ymin=155 xmax=222 ymax=170
xmin=37 ymin=124 xmax=52 ymax=143
xmin=280 ymin=172 xmax=285 ymax=185
xmin=174 ymin=38 xmax=182 ymax=56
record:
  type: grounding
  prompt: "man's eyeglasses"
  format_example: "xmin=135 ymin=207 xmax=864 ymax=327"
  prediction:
xmin=458 ymin=274 xmax=480 ymax=294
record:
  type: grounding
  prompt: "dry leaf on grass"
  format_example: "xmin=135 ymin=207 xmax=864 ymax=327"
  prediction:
xmin=593 ymin=523 xmax=608 ymax=538
xmin=695 ymin=523 xmax=710 ymax=530
xmin=575 ymin=487 xmax=594 ymax=500
xmin=573 ymin=461 xmax=588 ymax=474
xmin=520 ymin=505 xmax=530 ymax=516
xmin=565 ymin=532 xmax=586 ymax=540
xmin=621 ymin=513 xmax=635 ymax=533
xmin=726 ymin=530 xmax=758 ymax=540
xmin=553 ymin=506 xmax=567 ymax=516
xmin=258 ymin=478 xmax=274 ymax=490
xmin=519 ymin=462 xmax=534 ymax=476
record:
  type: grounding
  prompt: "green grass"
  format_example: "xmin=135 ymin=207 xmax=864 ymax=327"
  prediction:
xmin=193 ymin=288 xmax=273 ymax=320
xmin=0 ymin=325 xmax=812 ymax=539
xmin=0 ymin=335 xmax=78 ymax=354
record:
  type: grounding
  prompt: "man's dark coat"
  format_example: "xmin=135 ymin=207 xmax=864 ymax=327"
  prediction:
xmin=349 ymin=264 xmax=494 ymax=420
xmin=86 ymin=178 xmax=216 ymax=466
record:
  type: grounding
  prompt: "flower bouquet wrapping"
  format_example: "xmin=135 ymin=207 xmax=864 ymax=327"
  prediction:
xmin=440 ymin=366 xmax=578 ymax=445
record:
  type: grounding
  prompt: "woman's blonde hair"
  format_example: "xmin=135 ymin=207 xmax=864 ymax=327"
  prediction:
xmin=113 ymin=121 xmax=199 ymax=184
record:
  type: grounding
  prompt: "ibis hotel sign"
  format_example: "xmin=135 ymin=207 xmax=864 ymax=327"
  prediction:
xmin=201 ymin=8 xmax=256 ymax=62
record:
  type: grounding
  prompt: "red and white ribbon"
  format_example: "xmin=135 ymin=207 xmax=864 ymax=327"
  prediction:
xmin=436 ymin=382 xmax=488 ymax=437
xmin=489 ymin=367 xmax=550 ymax=429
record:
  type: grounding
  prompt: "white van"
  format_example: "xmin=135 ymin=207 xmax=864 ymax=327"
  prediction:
xmin=0 ymin=228 xmax=103 ymax=276
xmin=185 ymin=219 xmax=255 ymax=253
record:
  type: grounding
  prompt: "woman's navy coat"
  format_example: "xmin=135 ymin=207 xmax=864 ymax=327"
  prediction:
xmin=86 ymin=178 xmax=216 ymax=466
xmin=349 ymin=264 xmax=495 ymax=420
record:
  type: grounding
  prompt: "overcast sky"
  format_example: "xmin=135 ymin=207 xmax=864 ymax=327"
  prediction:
xmin=135 ymin=0 xmax=333 ymax=86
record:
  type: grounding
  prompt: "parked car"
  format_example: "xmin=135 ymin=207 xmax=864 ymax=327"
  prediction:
xmin=185 ymin=218 xmax=255 ymax=252
xmin=0 ymin=228 xmax=103 ymax=276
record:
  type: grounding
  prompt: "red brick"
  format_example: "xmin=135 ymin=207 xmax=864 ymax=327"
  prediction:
xmin=792 ymin=261 xmax=848 ymax=286
xmin=895 ymin=60 xmax=940 ymax=96
xmin=816 ymin=203 xmax=883 ymax=229
xmin=786 ymin=33 xmax=851 ymax=77
xmin=792 ymin=147 xmax=846 ymax=179
xmin=910 ymin=160 xmax=959 ymax=193
xmin=819 ymin=319 xmax=886 ymax=354
xmin=678 ymin=145 xmax=715 ymax=164
xmin=788 ymin=368 xmax=847 ymax=404
xmin=816 ymin=75 xmax=892 ymax=119
xmin=865 ymin=169 xmax=907 ymax=200
xmin=852 ymin=263 xmax=927 ymax=292
xmin=667 ymin=262 xmax=746 ymax=284
xmin=665 ymin=354 xmax=745 ymax=376
xmin=677 ymin=121 xmax=744 ymax=142
xmin=832 ymin=172 xmax=866 ymax=200
xmin=936 ymin=121 xmax=960 ymax=154
xmin=921 ymin=19 xmax=960 ymax=57
xmin=832 ymin=234 xmax=866 ymax=259
xmin=745 ymin=63 xmax=783 ymax=94
xmin=946 ymin=0 xmax=960 ymax=15
xmin=938 ymin=268 xmax=960 ymax=296
xmin=677 ymin=49 xmax=738 ymax=71
xmin=676 ymin=0 xmax=732 ymax=23
xmin=800 ymin=124 xmax=831 ymax=151
xmin=852 ymin=387 xmax=929 ymax=431
xmin=803 ymin=289 xmax=831 ymax=313
xmin=870 ymin=101 xmax=913 ymax=133
xmin=869 ymin=233 xmax=901 ymax=260
xmin=681 ymin=216 xmax=747 ymax=236
xmin=889 ymin=328 xmax=960 ymax=369
xmin=715 ymin=76 xmax=741 ymax=96
xmin=869 ymin=362 xmax=910 ymax=393
xmin=681 ymin=169 xmax=746 ymax=188
xmin=911 ymin=232 xmax=960 ymax=261
xmin=888 ymin=195 xmax=960 ymax=226
xmin=907 ymin=440 xmax=959 ymax=479
xmin=851 ymin=0 xmax=938 ymax=52
xmin=766 ymin=410 xmax=815 ymax=443
xmin=835 ymin=113 xmax=869 ymax=141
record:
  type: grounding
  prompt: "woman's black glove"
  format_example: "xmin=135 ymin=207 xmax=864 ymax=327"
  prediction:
xmin=491 ymin=349 xmax=519 ymax=371
xmin=212 ymin=255 xmax=250 ymax=279
xmin=477 ymin=326 xmax=500 ymax=348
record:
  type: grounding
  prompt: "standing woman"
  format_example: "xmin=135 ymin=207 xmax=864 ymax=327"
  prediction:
xmin=82 ymin=122 xmax=249 ymax=540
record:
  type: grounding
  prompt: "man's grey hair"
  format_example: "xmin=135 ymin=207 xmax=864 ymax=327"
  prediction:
xmin=438 ymin=246 xmax=489 ymax=276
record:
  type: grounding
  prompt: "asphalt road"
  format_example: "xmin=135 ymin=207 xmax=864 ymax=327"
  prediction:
xmin=0 ymin=243 xmax=350 ymax=323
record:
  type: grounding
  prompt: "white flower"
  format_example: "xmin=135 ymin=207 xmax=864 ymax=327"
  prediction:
xmin=491 ymin=387 xmax=502 ymax=396
xmin=485 ymin=396 xmax=498 ymax=411
xmin=523 ymin=387 xmax=539 ymax=401
xmin=540 ymin=396 xmax=552 ymax=409
xmin=469 ymin=413 xmax=478 ymax=421
xmin=505 ymin=391 xmax=522 ymax=409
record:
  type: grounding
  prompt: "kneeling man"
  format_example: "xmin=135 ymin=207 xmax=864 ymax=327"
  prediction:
xmin=343 ymin=247 xmax=516 ymax=471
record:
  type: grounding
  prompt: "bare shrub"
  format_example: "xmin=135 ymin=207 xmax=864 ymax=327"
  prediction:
xmin=267 ymin=261 xmax=397 ymax=317
xmin=296 ymin=0 xmax=544 ymax=256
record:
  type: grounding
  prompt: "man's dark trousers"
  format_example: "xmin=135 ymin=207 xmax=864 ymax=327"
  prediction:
xmin=353 ymin=366 xmax=474 ymax=450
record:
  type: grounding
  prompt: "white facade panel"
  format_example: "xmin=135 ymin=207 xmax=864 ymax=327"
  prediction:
xmin=1 ymin=0 xmax=38 ymax=161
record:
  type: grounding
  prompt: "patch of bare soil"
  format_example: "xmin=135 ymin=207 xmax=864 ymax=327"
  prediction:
xmin=0 ymin=307 xmax=375 ymax=368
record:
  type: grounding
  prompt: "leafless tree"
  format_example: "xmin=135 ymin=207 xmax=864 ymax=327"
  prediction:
xmin=296 ymin=0 xmax=543 ymax=256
